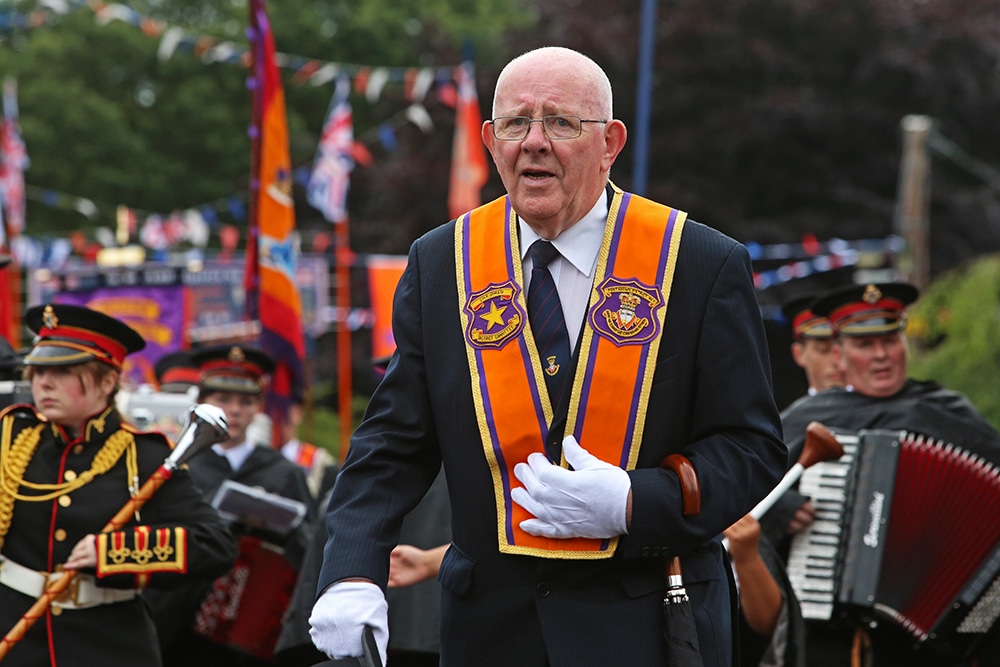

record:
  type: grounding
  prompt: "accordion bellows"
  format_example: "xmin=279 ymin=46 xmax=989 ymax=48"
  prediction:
xmin=789 ymin=429 xmax=1000 ymax=660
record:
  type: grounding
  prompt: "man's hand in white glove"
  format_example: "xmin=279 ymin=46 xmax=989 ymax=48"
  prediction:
xmin=511 ymin=435 xmax=631 ymax=539
xmin=308 ymin=579 xmax=389 ymax=666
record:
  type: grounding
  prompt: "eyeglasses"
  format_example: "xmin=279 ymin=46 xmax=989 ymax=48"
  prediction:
xmin=489 ymin=115 xmax=609 ymax=141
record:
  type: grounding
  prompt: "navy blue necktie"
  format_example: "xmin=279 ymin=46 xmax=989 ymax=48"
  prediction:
xmin=527 ymin=240 xmax=571 ymax=406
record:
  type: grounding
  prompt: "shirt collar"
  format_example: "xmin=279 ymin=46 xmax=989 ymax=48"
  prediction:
xmin=212 ymin=438 xmax=256 ymax=471
xmin=518 ymin=193 xmax=608 ymax=279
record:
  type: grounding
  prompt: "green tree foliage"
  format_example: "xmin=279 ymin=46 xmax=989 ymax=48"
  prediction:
xmin=907 ymin=254 xmax=1000 ymax=431
xmin=0 ymin=0 xmax=528 ymax=242
xmin=1 ymin=7 xmax=251 ymax=234
xmin=504 ymin=0 xmax=1000 ymax=273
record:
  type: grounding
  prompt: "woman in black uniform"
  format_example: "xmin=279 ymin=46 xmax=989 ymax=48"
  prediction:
xmin=0 ymin=303 xmax=236 ymax=666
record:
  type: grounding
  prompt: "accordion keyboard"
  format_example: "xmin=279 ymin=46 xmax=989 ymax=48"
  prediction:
xmin=786 ymin=433 xmax=859 ymax=620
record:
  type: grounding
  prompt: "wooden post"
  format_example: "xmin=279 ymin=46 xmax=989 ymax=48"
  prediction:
xmin=893 ymin=115 xmax=933 ymax=291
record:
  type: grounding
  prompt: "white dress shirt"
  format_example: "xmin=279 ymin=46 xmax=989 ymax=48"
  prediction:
xmin=519 ymin=194 xmax=607 ymax=354
xmin=212 ymin=438 xmax=256 ymax=472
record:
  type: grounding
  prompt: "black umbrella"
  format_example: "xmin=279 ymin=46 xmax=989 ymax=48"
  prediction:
xmin=312 ymin=626 xmax=382 ymax=667
xmin=660 ymin=454 xmax=705 ymax=667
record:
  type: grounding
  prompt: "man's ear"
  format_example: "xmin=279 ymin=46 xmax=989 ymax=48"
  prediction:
xmin=790 ymin=342 xmax=806 ymax=369
xmin=482 ymin=120 xmax=498 ymax=163
xmin=601 ymin=120 xmax=628 ymax=171
xmin=832 ymin=341 xmax=846 ymax=373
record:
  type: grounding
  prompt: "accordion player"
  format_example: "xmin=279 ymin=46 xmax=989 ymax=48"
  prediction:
xmin=787 ymin=427 xmax=1000 ymax=664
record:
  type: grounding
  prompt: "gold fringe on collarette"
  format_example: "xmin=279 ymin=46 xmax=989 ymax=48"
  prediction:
xmin=0 ymin=414 xmax=138 ymax=548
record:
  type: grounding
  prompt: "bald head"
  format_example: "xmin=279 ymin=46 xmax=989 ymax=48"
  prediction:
xmin=492 ymin=47 xmax=613 ymax=120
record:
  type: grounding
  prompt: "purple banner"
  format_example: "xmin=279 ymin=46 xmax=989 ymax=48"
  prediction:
xmin=55 ymin=285 xmax=187 ymax=387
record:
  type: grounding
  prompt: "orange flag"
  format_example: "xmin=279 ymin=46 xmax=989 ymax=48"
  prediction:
xmin=447 ymin=62 xmax=489 ymax=219
xmin=246 ymin=0 xmax=305 ymax=432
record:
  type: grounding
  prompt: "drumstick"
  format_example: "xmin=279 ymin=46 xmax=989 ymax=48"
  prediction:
xmin=748 ymin=421 xmax=843 ymax=520
xmin=0 ymin=404 xmax=228 ymax=662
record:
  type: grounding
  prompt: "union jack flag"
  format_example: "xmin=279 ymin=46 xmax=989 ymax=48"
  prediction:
xmin=307 ymin=77 xmax=354 ymax=224
xmin=0 ymin=78 xmax=28 ymax=237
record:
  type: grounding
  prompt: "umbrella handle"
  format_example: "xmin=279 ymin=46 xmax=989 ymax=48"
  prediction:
xmin=659 ymin=453 xmax=701 ymax=617
xmin=659 ymin=453 xmax=701 ymax=579
xmin=660 ymin=454 xmax=700 ymax=517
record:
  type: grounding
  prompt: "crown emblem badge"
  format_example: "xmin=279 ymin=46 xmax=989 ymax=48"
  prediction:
xmin=228 ymin=346 xmax=246 ymax=363
xmin=862 ymin=284 xmax=882 ymax=304
xmin=42 ymin=305 xmax=59 ymax=330
xmin=589 ymin=277 xmax=662 ymax=346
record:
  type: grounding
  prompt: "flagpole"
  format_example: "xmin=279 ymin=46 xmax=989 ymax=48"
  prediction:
xmin=306 ymin=76 xmax=356 ymax=459
xmin=335 ymin=218 xmax=353 ymax=458
xmin=245 ymin=0 xmax=263 ymax=327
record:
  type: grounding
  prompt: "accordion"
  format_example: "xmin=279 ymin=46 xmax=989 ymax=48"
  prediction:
xmin=193 ymin=535 xmax=299 ymax=659
xmin=787 ymin=428 xmax=1000 ymax=659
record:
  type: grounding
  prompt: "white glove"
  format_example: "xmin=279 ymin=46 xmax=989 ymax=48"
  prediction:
xmin=308 ymin=580 xmax=389 ymax=666
xmin=511 ymin=435 xmax=631 ymax=539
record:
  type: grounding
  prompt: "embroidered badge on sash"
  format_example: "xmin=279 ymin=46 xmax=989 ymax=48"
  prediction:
xmin=464 ymin=280 xmax=525 ymax=349
xmin=589 ymin=276 xmax=662 ymax=345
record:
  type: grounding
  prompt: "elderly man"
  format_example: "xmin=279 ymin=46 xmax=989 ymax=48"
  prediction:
xmin=781 ymin=282 xmax=1000 ymax=464
xmin=309 ymin=46 xmax=785 ymax=667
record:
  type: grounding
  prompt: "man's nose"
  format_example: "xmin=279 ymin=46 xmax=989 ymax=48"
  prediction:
xmin=522 ymin=120 xmax=550 ymax=146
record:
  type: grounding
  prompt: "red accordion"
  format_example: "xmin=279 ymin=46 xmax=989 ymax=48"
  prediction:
xmin=193 ymin=535 xmax=299 ymax=659
xmin=788 ymin=428 xmax=1000 ymax=659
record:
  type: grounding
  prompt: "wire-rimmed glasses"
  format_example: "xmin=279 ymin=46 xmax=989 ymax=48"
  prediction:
xmin=489 ymin=115 xmax=608 ymax=141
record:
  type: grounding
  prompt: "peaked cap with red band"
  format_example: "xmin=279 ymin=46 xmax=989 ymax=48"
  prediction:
xmin=781 ymin=295 xmax=833 ymax=341
xmin=192 ymin=344 xmax=274 ymax=395
xmin=154 ymin=350 xmax=200 ymax=393
xmin=812 ymin=282 xmax=919 ymax=337
xmin=23 ymin=303 xmax=145 ymax=370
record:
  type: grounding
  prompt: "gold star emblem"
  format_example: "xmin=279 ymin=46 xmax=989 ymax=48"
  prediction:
xmin=480 ymin=300 xmax=508 ymax=331
xmin=228 ymin=346 xmax=245 ymax=363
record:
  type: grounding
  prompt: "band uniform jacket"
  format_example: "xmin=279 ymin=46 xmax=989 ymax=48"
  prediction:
xmin=0 ymin=404 xmax=237 ymax=667
xmin=318 ymin=208 xmax=787 ymax=667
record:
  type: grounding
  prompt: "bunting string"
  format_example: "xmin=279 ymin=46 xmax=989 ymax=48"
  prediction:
xmin=2 ymin=1 xmax=464 ymax=98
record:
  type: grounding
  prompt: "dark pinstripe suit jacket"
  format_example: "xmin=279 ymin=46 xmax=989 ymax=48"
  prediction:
xmin=318 ymin=205 xmax=786 ymax=667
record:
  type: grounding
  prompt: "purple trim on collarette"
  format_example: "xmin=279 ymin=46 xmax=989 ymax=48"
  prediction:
xmin=474 ymin=347 xmax=518 ymax=544
xmin=617 ymin=207 xmax=678 ymax=467
xmin=573 ymin=194 xmax=631 ymax=442
xmin=461 ymin=212 xmax=474 ymax=296
xmin=620 ymin=209 xmax=677 ymax=466
xmin=575 ymin=339 xmax=597 ymax=444
xmin=505 ymin=195 xmax=548 ymax=444
xmin=658 ymin=208 xmax=679 ymax=284
xmin=470 ymin=199 xmax=549 ymax=544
